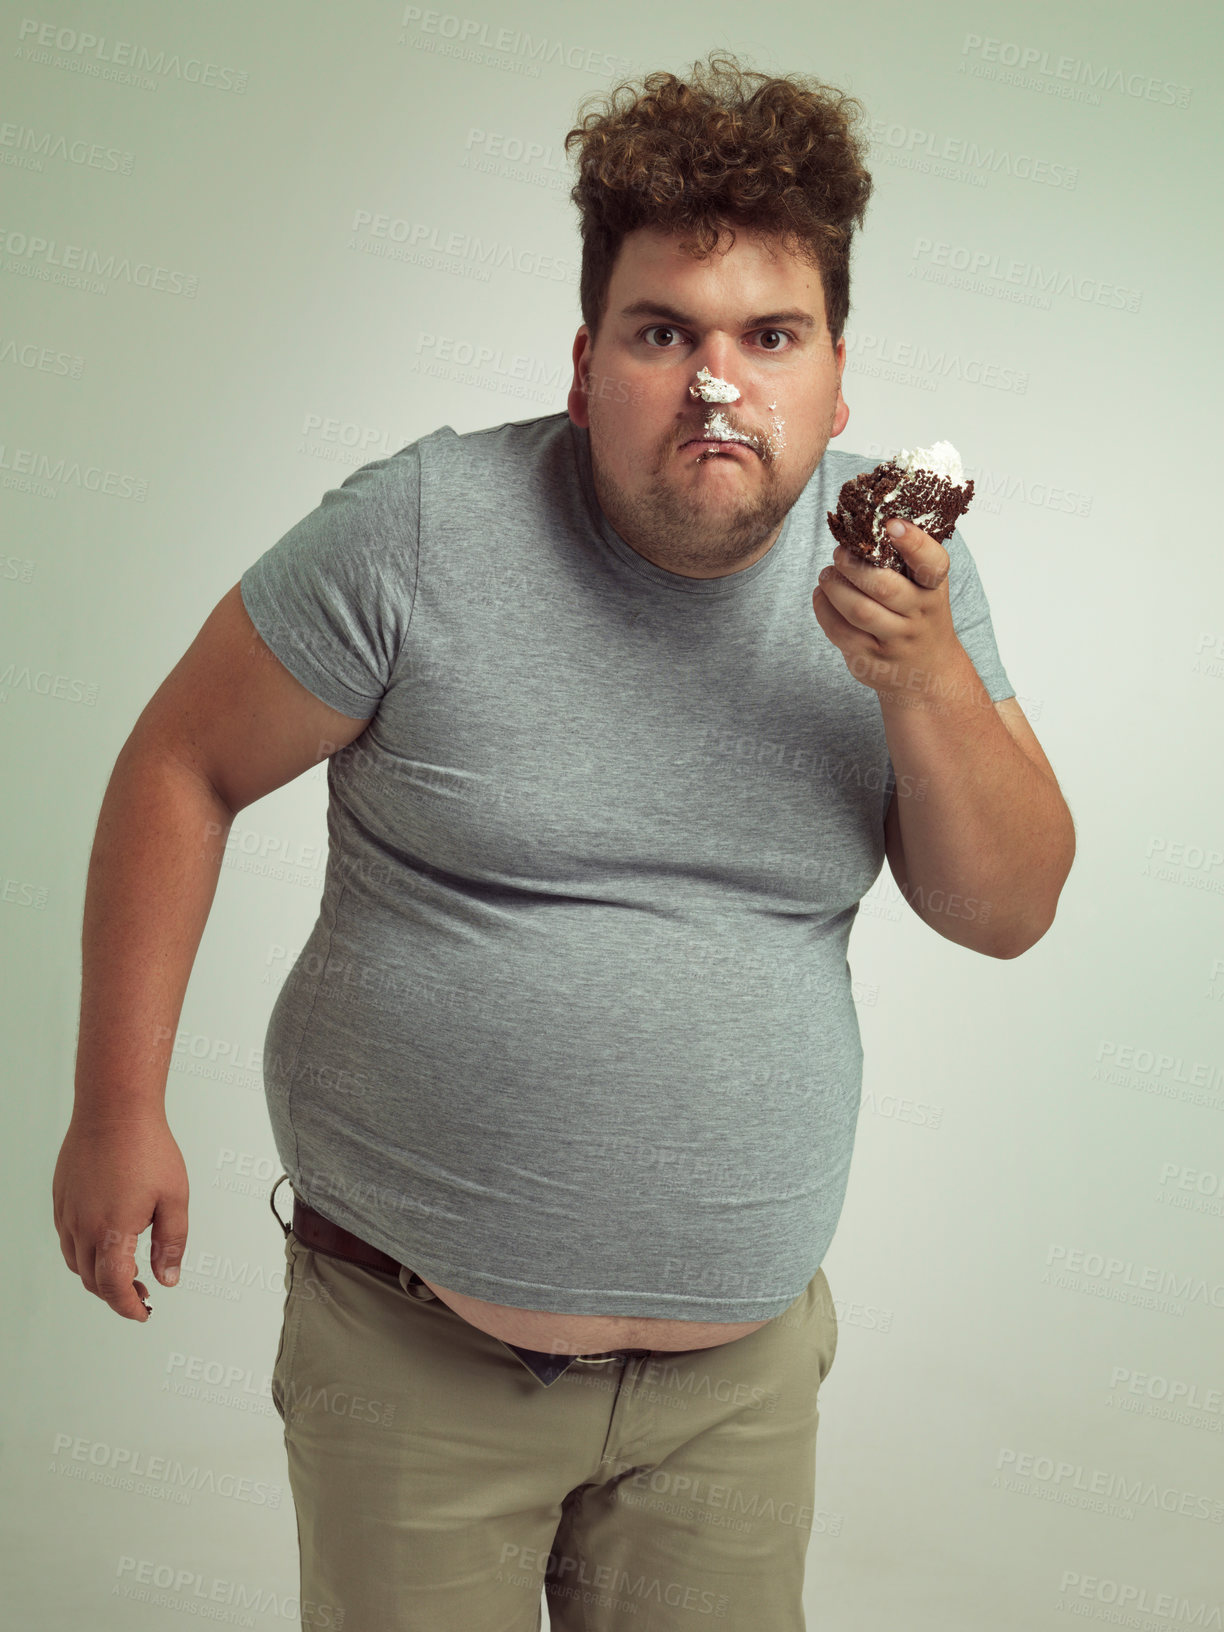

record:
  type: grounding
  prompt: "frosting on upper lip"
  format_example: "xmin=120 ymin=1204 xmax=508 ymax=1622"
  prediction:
xmin=682 ymin=405 xmax=789 ymax=459
xmin=687 ymin=410 xmax=755 ymax=448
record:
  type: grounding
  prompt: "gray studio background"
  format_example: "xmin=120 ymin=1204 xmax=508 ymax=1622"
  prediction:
xmin=2 ymin=1 xmax=1221 ymax=1627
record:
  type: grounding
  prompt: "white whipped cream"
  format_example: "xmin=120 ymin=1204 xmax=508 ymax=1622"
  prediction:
xmin=689 ymin=366 xmax=740 ymax=403
xmin=867 ymin=440 xmax=966 ymax=546
xmin=895 ymin=439 xmax=964 ymax=485
xmin=700 ymin=409 xmax=754 ymax=446
xmin=694 ymin=407 xmax=786 ymax=460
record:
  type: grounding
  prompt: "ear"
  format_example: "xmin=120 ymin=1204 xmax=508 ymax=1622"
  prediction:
xmin=567 ymin=329 xmax=592 ymax=427
xmin=831 ymin=336 xmax=849 ymax=437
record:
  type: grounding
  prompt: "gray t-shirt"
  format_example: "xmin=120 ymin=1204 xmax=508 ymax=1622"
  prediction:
xmin=239 ymin=411 xmax=1013 ymax=1320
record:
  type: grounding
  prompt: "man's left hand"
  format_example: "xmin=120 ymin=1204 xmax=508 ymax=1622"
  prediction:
xmin=812 ymin=517 xmax=965 ymax=696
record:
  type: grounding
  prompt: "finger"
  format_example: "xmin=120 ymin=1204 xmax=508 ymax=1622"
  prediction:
xmin=813 ymin=583 xmax=882 ymax=652
xmin=58 ymin=1229 xmax=79 ymax=1277
xmin=830 ymin=544 xmax=908 ymax=607
xmin=817 ymin=565 xmax=906 ymax=638
xmin=883 ymin=518 xmax=949 ymax=589
xmin=93 ymin=1238 xmax=149 ymax=1322
xmin=151 ymin=1196 xmax=189 ymax=1287
xmin=76 ymin=1233 xmax=101 ymax=1296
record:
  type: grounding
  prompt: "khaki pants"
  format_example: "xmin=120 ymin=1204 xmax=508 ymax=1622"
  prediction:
xmin=271 ymin=1226 xmax=838 ymax=1631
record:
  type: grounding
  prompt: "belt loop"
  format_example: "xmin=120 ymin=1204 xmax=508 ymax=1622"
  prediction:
xmin=269 ymin=1173 xmax=293 ymax=1238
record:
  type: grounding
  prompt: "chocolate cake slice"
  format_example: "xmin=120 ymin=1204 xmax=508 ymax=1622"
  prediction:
xmin=826 ymin=441 xmax=975 ymax=576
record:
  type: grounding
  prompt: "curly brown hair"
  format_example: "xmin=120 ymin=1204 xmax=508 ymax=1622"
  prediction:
xmin=564 ymin=51 xmax=874 ymax=351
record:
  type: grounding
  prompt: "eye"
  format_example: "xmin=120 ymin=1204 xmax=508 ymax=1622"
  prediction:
xmin=642 ymin=325 xmax=686 ymax=348
xmin=639 ymin=325 xmax=796 ymax=351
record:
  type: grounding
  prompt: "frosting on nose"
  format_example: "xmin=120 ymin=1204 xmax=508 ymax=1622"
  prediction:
xmin=688 ymin=366 xmax=740 ymax=403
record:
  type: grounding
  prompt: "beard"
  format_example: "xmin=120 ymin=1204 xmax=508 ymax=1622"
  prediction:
xmin=587 ymin=411 xmax=820 ymax=578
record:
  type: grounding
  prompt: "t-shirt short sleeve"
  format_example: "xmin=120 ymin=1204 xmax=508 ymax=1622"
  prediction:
xmin=239 ymin=447 xmax=422 ymax=719
xmin=943 ymin=526 xmax=1014 ymax=702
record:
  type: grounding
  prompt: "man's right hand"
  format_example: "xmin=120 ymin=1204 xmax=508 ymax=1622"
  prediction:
xmin=52 ymin=1115 xmax=189 ymax=1322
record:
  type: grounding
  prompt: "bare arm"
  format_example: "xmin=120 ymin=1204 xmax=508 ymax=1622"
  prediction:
xmin=813 ymin=518 xmax=1074 ymax=958
xmin=73 ymin=745 xmax=235 ymax=1126
xmin=53 ymin=582 xmax=372 ymax=1322
xmin=881 ymin=689 xmax=1075 ymax=957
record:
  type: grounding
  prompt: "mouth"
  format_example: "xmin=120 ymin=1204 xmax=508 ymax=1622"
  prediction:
xmin=681 ymin=437 xmax=757 ymax=457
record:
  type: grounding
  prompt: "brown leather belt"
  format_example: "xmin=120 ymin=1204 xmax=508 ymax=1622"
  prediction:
xmin=289 ymin=1192 xmax=404 ymax=1278
xmin=269 ymin=1177 xmax=653 ymax=1370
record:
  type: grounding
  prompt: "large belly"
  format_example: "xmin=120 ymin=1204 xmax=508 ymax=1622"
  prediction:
xmin=419 ymin=1276 xmax=771 ymax=1353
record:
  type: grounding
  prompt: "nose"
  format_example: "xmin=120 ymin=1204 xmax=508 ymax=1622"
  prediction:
xmin=687 ymin=341 xmax=742 ymax=400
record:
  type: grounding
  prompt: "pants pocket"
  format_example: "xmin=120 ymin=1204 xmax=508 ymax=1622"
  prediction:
xmin=814 ymin=1265 xmax=839 ymax=1384
xmin=271 ymin=1234 xmax=301 ymax=1425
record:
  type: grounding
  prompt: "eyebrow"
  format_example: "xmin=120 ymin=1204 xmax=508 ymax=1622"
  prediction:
xmin=618 ymin=299 xmax=817 ymax=333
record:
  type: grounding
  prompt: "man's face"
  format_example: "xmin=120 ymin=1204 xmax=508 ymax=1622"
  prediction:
xmin=567 ymin=224 xmax=849 ymax=579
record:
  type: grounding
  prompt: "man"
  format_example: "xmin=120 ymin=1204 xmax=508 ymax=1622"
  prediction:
xmin=53 ymin=52 xmax=1074 ymax=1632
